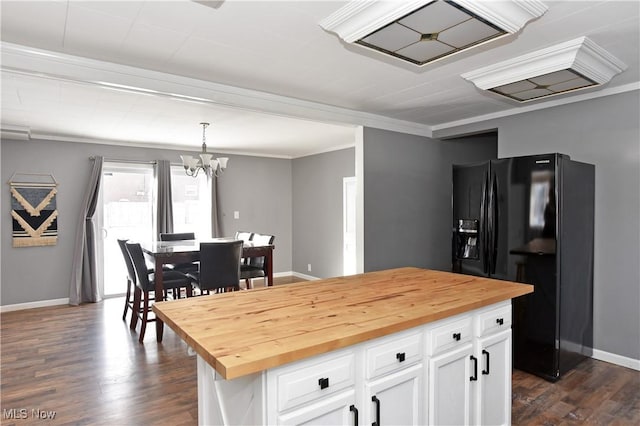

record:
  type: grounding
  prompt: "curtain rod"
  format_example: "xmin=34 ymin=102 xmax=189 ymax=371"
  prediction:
xmin=89 ymin=156 xmax=157 ymax=165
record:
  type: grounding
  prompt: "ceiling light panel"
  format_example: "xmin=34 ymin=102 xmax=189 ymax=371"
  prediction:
xmin=358 ymin=1 xmax=505 ymax=65
xmin=491 ymin=69 xmax=595 ymax=102
xmin=462 ymin=37 xmax=627 ymax=102
xmin=320 ymin=0 xmax=548 ymax=66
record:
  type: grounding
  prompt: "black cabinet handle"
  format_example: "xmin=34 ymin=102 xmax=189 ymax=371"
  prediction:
xmin=371 ymin=396 xmax=380 ymax=426
xmin=470 ymin=355 xmax=478 ymax=381
xmin=453 ymin=332 xmax=461 ymax=341
xmin=496 ymin=318 xmax=504 ymax=325
xmin=350 ymin=405 xmax=358 ymax=425
xmin=318 ymin=377 xmax=329 ymax=389
xmin=396 ymin=352 xmax=405 ymax=362
xmin=482 ymin=349 xmax=490 ymax=375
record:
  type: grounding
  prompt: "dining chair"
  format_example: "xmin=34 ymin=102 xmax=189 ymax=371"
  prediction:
xmin=241 ymin=233 xmax=275 ymax=289
xmin=117 ymin=238 xmax=140 ymax=328
xmin=187 ymin=240 xmax=243 ymax=294
xmin=234 ymin=231 xmax=253 ymax=266
xmin=234 ymin=231 xmax=253 ymax=242
xmin=159 ymin=232 xmax=199 ymax=284
xmin=125 ymin=242 xmax=192 ymax=343
xmin=159 ymin=232 xmax=196 ymax=241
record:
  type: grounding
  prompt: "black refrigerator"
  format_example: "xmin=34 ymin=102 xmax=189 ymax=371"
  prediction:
xmin=452 ymin=153 xmax=594 ymax=381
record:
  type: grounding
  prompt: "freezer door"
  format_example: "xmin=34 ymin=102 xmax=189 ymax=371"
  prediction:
xmin=452 ymin=162 xmax=489 ymax=276
xmin=495 ymin=154 xmax=560 ymax=380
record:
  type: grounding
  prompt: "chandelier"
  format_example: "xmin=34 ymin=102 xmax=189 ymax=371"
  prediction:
xmin=180 ymin=122 xmax=229 ymax=178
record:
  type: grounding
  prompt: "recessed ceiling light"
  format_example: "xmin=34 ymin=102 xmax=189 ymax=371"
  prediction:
xmin=320 ymin=0 xmax=548 ymax=66
xmin=461 ymin=36 xmax=627 ymax=102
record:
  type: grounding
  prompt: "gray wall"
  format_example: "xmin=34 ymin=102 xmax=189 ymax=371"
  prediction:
xmin=1 ymin=138 xmax=292 ymax=306
xmin=434 ymin=90 xmax=640 ymax=361
xmin=362 ymin=128 xmax=497 ymax=272
xmin=215 ymin=153 xmax=292 ymax=271
xmin=292 ymin=148 xmax=355 ymax=278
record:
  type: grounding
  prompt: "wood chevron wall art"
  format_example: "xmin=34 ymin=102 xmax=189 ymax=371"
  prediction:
xmin=8 ymin=173 xmax=58 ymax=248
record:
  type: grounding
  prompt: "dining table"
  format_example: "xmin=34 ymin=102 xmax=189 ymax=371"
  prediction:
xmin=140 ymin=237 xmax=275 ymax=342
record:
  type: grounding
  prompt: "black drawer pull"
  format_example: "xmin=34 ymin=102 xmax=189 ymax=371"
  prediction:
xmin=470 ymin=355 xmax=478 ymax=381
xmin=452 ymin=332 xmax=461 ymax=341
xmin=350 ymin=405 xmax=358 ymax=425
xmin=318 ymin=377 xmax=329 ymax=389
xmin=396 ymin=352 xmax=406 ymax=362
xmin=496 ymin=318 xmax=504 ymax=325
xmin=372 ymin=396 xmax=380 ymax=426
xmin=482 ymin=349 xmax=490 ymax=375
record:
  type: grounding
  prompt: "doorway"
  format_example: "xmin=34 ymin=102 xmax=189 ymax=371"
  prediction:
xmin=98 ymin=162 xmax=155 ymax=297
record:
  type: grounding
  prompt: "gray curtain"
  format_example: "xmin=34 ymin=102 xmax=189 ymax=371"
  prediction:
xmin=156 ymin=160 xmax=174 ymax=236
xmin=210 ymin=175 xmax=221 ymax=237
xmin=69 ymin=156 xmax=103 ymax=305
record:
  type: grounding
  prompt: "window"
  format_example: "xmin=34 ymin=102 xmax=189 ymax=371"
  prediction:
xmin=171 ymin=166 xmax=211 ymax=238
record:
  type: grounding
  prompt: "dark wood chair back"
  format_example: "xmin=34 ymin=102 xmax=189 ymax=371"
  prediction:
xmin=247 ymin=233 xmax=275 ymax=269
xmin=117 ymin=238 xmax=136 ymax=284
xmin=159 ymin=232 xmax=195 ymax=241
xmin=198 ymin=241 xmax=243 ymax=292
xmin=234 ymin=231 xmax=253 ymax=242
xmin=125 ymin=242 xmax=154 ymax=292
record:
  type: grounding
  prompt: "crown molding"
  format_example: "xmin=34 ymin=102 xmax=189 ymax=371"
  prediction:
xmin=319 ymin=0 xmax=429 ymax=43
xmin=319 ymin=0 xmax=547 ymax=42
xmin=0 ymin=125 xmax=354 ymax=160
xmin=461 ymin=36 xmax=627 ymax=90
xmin=455 ymin=0 xmax=548 ymax=34
xmin=0 ymin=125 xmax=31 ymax=141
xmin=0 ymin=42 xmax=432 ymax=140
xmin=431 ymin=81 xmax=640 ymax=135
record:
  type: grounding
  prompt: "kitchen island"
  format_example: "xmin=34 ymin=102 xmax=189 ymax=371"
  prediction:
xmin=153 ymin=267 xmax=532 ymax=425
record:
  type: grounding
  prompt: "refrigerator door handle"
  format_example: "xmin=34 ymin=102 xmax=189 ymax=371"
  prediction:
xmin=480 ymin=169 xmax=489 ymax=274
xmin=486 ymin=171 xmax=493 ymax=274
xmin=489 ymin=172 xmax=499 ymax=275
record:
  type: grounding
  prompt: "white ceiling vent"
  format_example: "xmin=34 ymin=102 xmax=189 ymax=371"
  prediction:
xmin=319 ymin=0 xmax=548 ymax=66
xmin=461 ymin=36 xmax=627 ymax=102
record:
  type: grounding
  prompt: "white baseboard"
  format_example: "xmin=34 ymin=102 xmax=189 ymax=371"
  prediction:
xmin=592 ymin=349 xmax=640 ymax=371
xmin=291 ymin=271 xmax=320 ymax=281
xmin=0 ymin=298 xmax=69 ymax=313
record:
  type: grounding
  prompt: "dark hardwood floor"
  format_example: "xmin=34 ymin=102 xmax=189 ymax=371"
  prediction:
xmin=1 ymin=276 xmax=638 ymax=425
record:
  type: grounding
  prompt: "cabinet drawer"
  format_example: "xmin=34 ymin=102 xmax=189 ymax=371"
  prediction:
xmin=476 ymin=302 xmax=512 ymax=337
xmin=366 ymin=330 xmax=423 ymax=379
xmin=274 ymin=351 xmax=355 ymax=412
xmin=428 ymin=315 xmax=472 ymax=356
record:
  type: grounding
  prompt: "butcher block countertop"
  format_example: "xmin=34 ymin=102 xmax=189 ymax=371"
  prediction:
xmin=153 ymin=267 xmax=533 ymax=380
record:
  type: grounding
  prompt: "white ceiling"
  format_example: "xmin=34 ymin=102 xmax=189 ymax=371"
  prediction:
xmin=1 ymin=0 xmax=638 ymax=158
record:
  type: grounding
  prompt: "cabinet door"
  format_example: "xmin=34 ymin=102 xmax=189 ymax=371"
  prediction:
xmin=428 ymin=343 xmax=473 ymax=426
xmin=278 ymin=390 xmax=357 ymax=426
xmin=474 ymin=329 xmax=511 ymax=426
xmin=364 ymin=363 xmax=422 ymax=426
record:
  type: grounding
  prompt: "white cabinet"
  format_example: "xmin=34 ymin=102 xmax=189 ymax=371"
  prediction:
xmin=363 ymin=329 xmax=424 ymax=426
xmin=364 ymin=363 xmax=422 ymax=425
xmin=427 ymin=313 xmax=474 ymax=425
xmin=472 ymin=303 xmax=512 ymax=426
xmin=272 ymin=351 xmax=355 ymax=413
xmin=278 ymin=390 xmax=356 ymax=425
xmin=426 ymin=301 xmax=513 ymax=426
xmin=196 ymin=301 xmax=513 ymax=426
xmin=266 ymin=349 xmax=357 ymax=425
xmin=428 ymin=343 xmax=474 ymax=425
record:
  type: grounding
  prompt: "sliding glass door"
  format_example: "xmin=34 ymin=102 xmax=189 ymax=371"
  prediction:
xmin=99 ymin=162 xmax=155 ymax=297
